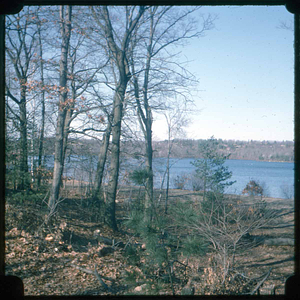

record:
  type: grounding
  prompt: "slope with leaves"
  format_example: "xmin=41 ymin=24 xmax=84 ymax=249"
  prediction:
xmin=5 ymin=187 xmax=294 ymax=295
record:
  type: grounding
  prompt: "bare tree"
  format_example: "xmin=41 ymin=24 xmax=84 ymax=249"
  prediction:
xmin=5 ymin=8 xmax=39 ymax=190
xmin=35 ymin=10 xmax=47 ymax=188
xmin=162 ymin=103 xmax=190 ymax=214
xmin=91 ymin=6 xmax=146 ymax=230
xmin=48 ymin=5 xmax=72 ymax=211
xmin=48 ymin=6 xmax=105 ymax=211
xmin=129 ymin=6 xmax=215 ymax=221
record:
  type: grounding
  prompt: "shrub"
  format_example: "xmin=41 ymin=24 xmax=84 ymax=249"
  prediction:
xmin=280 ymin=183 xmax=294 ymax=199
xmin=173 ymin=173 xmax=188 ymax=190
xmin=173 ymin=193 xmax=278 ymax=293
xmin=129 ymin=168 xmax=152 ymax=186
xmin=242 ymin=180 xmax=264 ymax=197
xmin=191 ymin=172 xmax=205 ymax=191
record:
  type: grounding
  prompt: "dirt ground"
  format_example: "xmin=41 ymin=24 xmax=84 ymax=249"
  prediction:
xmin=4 ymin=187 xmax=295 ymax=295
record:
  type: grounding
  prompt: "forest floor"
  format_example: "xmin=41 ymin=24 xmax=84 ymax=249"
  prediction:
xmin=4 ymin=186 xmax=295 ymax=296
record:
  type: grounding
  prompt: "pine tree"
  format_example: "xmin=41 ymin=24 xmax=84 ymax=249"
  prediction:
xmin=191 ymin=136 xmax=236 ymax=201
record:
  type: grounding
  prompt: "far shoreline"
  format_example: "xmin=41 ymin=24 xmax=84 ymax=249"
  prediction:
xmin=152 ymin=156 xmax=295 ymax=164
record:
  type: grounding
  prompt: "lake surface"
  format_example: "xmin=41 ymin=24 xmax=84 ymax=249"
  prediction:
xmin=152 ymin=158 xmax=294 ymax=199
xmin=42 ymin=155 xmax=294 ymax=199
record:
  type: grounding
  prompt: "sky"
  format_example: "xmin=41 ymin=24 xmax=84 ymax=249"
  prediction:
xmin=151 ymin=5 xmax=294 ymax=142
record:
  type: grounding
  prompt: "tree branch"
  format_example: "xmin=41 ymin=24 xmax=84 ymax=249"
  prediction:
xmin=71 ymin=263 xmax=114 ymax=293
xmin=250 ymin=268 xmax=272 ymax=295
xmin=5 ymin=85 xmax=20 ymax=105
xmin=69 ymin=127 xmax=106 ymax=134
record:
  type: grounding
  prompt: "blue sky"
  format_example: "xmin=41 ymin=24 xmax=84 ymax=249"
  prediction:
xmin=152 ymin=5 xmax=294 ymax=142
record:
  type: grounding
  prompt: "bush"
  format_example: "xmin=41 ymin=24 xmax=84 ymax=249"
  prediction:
xmin=124 ymin=203 xmax=182 ymax=294
xmin=181 ymin=235 xmax=208 ymax=257
xmin=7 ymin=189 xmax=46 ymax=206
xmin=173 ymin=173 xmax=188 ymax=190
xmin=191 ymin=172 xmax=204 ymax=191
xmin=172 ymin=193 xmax=277 ymax=292
xmin=242 ymin=180 xmax=264 ymax=197
xmin=124 ymin=244 xmax=141 ymax=265
xmin=280 ymin=183 xmax=294 ymax=199
xmin=129 ymin=168 xmax=152 ymax=186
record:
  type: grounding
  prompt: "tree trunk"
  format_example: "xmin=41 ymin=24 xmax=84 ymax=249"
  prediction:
xmin=144 ymin=123 xmax=154 ymax=222
xmin=37 ymin=92 xmax=45 ymax=188
xmin=165 ymin=126 xmax=172 ymax=214
xmin=106 ymin=84 xmax=125 ymax=231
xmin=131 ymin=8 xmax=155 ymax=223
xmin=48 ymin=6 xmax=72 ymax=211
xmin=62 ymin=106 xmax=73 ymax=166
xmin=98 ymin=6 xmax=145 ymax=231
xmin=49 ymin=109 xmax=67 ymax=209
xmin=37 ymin=25 xmax=45 ymax=189
xmin=135 ymin=98 xmax=154 ymax=222
xmin=93 ymin=118 xmax=112 ymax=201
xmin=143 ymin=81 xmax=154 ymax=223
xmin=18 ymin=81 xmax=28 ymax=190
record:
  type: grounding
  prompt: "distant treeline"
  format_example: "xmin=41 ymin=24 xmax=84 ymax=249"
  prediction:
xmin=38 ymin=137 xmax=294 ymax=163
xmin=153 ymin=139 xmax=294 ymax=162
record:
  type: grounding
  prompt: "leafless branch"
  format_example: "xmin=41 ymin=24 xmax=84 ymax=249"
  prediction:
xmin=71 ymin=264 xmax=114 ymax=293
xmin=249 ymin=268 xmax=272 ymax=295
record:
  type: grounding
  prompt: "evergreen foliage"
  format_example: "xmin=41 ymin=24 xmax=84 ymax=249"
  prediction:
xmin=129 ymin=168 xmax=152 ymax=187
xmin=181 ymin=235 xmax=208 ymax=257
xmin=191 ymin=137 xmax=236 ymax=198
xmin=124 ymin=198 xmax=205 ymax=295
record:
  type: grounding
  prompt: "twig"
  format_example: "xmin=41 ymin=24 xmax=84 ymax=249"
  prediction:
xmin=93 ymin=265 xmax=114 ymax=293
xmin=41 ymin=190 xmax=50 ymax=206
xmin=124 ymin=234 xmax=136 ymax=250
xmin=171 ymin=260 xmax=188 ymax=269
xmin=71 ymin=263 xmax=114 ymax=293
xmin=250 ymin=268 xmax=272 ymax=295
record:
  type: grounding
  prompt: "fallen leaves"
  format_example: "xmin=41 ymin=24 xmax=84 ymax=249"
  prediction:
xmin=4 ymin=195 xmax=294 ymax=296
xmin=5 ymin=200 xmax=133 ymax=295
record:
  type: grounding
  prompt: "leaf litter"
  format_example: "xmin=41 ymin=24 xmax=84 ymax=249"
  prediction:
xmin=5 ymin=193 xmax=294 ymax=295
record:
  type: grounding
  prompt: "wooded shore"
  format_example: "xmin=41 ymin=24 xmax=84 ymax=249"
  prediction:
xmin=39 ymin=137 xmax=294 ymax=163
